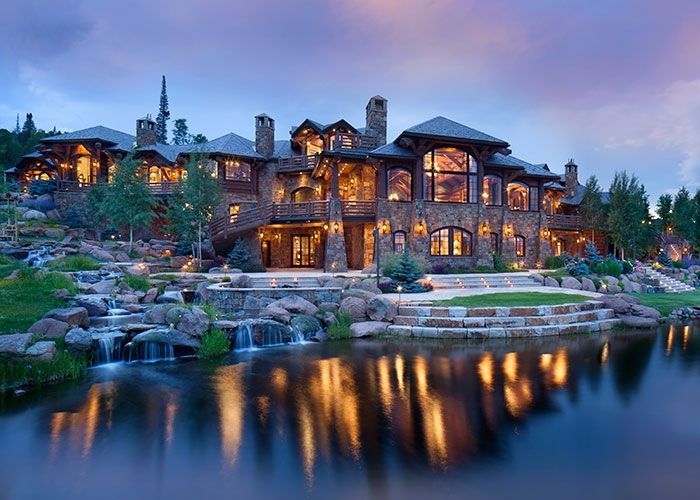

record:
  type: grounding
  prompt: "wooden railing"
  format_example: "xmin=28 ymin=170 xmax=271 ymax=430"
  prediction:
xmin=147 ymin=181 xmax=180 ymax=195
xmin=277 ymin=155 xmax=318 ymax=172
xmin=56 ymin=180 xmax=94 ymax=191
xmin=547 ymin=214 xmax=583 ymax=230
xmin=331 ymin=132 xmax=378 ymax=150
xmin=270 ymin=201 xmax=330 ymax=221
xmin=57 ymin=179 xmax=182 ymax=196
xmin=341 ymin=200 xmax=376 ymax=218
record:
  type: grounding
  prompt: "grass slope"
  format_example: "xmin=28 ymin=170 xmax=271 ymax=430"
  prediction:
xmin=434 ymin=292 xmax=592 ymax=308
xmin=629 ymin=291 xmax=700 ymax=316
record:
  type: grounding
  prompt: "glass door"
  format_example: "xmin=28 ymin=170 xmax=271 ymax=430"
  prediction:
xmin=292 ymin=235 xmax=315 ymax=267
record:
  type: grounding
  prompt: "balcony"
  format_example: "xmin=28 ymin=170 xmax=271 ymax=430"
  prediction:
xmin=341 ymin=200 xmax=376 ymax=220
xmin=277 ymin=155 xmax=318 ymax=173
xmin=270 ymin=201 xmax=330 ymax=222
xmin=331 ymin=132 xmax=378 ymax=151
xmin=547 ymin=214 xmax=583 ymax=230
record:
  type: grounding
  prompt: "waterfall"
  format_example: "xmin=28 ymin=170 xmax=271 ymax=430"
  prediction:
xmin=24 ymin=246 xmax=54 ymax=268
xmin=125 ymin=341 xmax=174 ymax=362
xmin=234 ymin=323 xmax=256 ymax=351
xmin=261 ymin=327 xmax=284 ymax=347
xmin=95 ymin=336 xmax=124 ymax=364
xmin=290 ymin=324 xmax=305 ymax=344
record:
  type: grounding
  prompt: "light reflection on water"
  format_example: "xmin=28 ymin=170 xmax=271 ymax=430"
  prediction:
xmin=2 ymin=323 xmax=700 ymax=499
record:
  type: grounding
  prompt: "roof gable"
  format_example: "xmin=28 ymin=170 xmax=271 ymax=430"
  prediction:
xmin=196 ymin=132 xmax=264 ymax=159
xmin=401 ymin=116 xmax=508 ymax=147
xmin=40 ymin=126 xmax=135 ymax=152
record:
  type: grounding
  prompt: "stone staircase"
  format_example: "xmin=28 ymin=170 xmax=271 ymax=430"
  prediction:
xmin=427 ymin=273 xmax=541 ymax=290
xmin=387 ymin=301 xmax=618 ymax=339
xmin=643 ymin=267 xmax=695 ymax=293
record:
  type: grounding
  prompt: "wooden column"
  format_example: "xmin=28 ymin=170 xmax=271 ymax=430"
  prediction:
xmin=331 ymin=159 xmax=340 ymax=199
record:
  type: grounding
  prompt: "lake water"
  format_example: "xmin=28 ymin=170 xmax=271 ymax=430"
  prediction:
xmin=1 ymin=324 xmax=699 ymax=500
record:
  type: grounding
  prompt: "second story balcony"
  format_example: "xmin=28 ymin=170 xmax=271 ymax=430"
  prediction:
xmin=547 ymin=214 xmax=583 ymax=230
xmin=277 ymin=154 xmax=318 ymax=172
xmin=330 ymin=132 xmax=379 ymax=151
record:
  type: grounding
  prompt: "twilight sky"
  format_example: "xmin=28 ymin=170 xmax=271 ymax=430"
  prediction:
xmin=2 ymin=0 xmax=700 ymax=202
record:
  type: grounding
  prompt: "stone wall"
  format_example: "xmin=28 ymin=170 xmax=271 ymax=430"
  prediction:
xmin=207 ymin=285 xmax=342 ymax=314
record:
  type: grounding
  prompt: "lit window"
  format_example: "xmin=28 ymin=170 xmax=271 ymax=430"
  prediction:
xmin=229 ymin=204 xmax=240 ymax=223
xmin=507 ymin=182 xmax=529 ymax=210
xmin=224 ymin=160 xmax=251 ymax=181
xmin=515 ymin=235 xmax=526 ymax=257
xmin=393 ymin=231 xmax=406 ymax=253
xmin=430 ymin=227 xmax=472 ymax=256
xmin=483 ymin=175 xmax=502 ymax=205
xmin=424 ymin=148 xmax=476 ymax=203
xmin=387 ymin=168 xmax=412 ymax=201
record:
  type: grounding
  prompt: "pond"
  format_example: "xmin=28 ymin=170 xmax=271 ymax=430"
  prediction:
xmin=1 ymin=324 xmax=699 ymax=499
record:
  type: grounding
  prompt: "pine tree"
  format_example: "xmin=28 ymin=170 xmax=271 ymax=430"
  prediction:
xmin=391 ymin=249 xmax=425 ymax=291
xmin=156 ymin=75 xmax=170 ymax=144
xmin=190 ymin=133 xmax=208 ymax=144
xmin=13 ymin=114 xmax=20 ymax=134
xmin=672 ymin=187 xmax=694 ymax=242
xmin=693 ymin=190 xmax=700 ymax=249
xmin=172 ymin=118 xmax=190 ymax=145
xmin=99 ymin=154 xmax=156 ymax=252
xmin=20 ymin=113 xmax=36 ymax=141
xmin=584 ymin=241 xmax=603 ymax=270
xmin=580 ymin=175 xmax=604 ymax=243
xmin=227 ymin=238 xmax=251 ymax=269
xmin=656 ymin=194 xmax=673 ymax=233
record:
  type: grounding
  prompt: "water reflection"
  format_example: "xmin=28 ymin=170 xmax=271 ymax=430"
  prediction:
xmin=5 ymin=322 xmax=700 ymax=498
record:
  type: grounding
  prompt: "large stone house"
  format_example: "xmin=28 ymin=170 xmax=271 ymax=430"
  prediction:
xmin=10 ymin=96 xmax=599 ymax=271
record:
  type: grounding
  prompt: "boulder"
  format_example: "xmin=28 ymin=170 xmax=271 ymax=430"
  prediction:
xmin=115 ymin=293 xmax=140 ymax=304
xmin=270 ymin=295 xmax=319 ymax=315
xmin=290 ymin=314 xmax=323 ymax=340
xmin=165 ymin=306 xmax=191 ymax=325
xmin=125 ymin=264 xmax=150 ymax=277
xmin=352 ymin=278 xmax=382 ymax=295
xmin=87 ymin=279 xmax=117 ymax=295
xmin=600 ymin=296 xmax=632 ymax=314
xmin=194 ymin=282 xmax=210 ymax=303
xmin=120 ymin=323 xmax=154 ymax=333
xmin=604 ymin=276 xmax=619 ymax=285
xmin=323 ymin=277 xmax=348 ymax=289
xmin=114 ymin=251 xmax=131 ymax=262
xmin=366 ymin=296 xmax=398 ymax=322
xmin=230 ymin=274 xmax=253 ymax=288
xmin=321 ymin=311 xmax=338 ymax=326
xmin=561 ymin=276 xmax=582 ymax=290
xmin=260 ymin=305 xmax=291 ymax=324
xmin=28 ymin=318 xmax=70 ymax=338
xmin=619 ymin=315 xmax=658 ymax=329
xmin=24 ymin=341 xmax=56 ymax=362
xmin=45 ymin=228 xmax=66 ymax=239
xmin=237 ymin=319 xmax=292 ymax=346
xmin=65 ymin=327 xmax=92 ymax=352
xmin=361 ymin=263 xmax=377 ymax=275
xmin=544 ymin=277 xmax=560 ymax=288
xmin=581 ymin=277 xmax=597 ymax=292
xmin=607 ymin=284 xmax=622 ymax=293
xmin=0 ymin=333 xmax=33 ymax=355
xmin=175 ymin=307 xmax=210 ymax=337
xmin=76 ymin=297 xmax=109 ymax=317
xmin=619 ymin=294 xmax=641 ymax=304
xmin=350 ymin=321 xmax=389 ymax=338
xmin=44 ymin=307 xmax=89 ymax=328
xmin=156 ymin=291 xmax=184 ymax=304
xmin=630 ymin=304 xmax=662 ymax=320
xmin=212 ymin=320 xmax=240 ymax=331
xmin=22 ymin=209 xmax=46 ymax=220
xmin=52 ymin=288 xmax=71 ymax=299
xmin=342 ymin=289 xmax=376 ymax=302
xmin=144 ymin=304 xmax=178 ymax=324
xmin=532 ymin=273 xmax=545 ymax=284
xmin=90 ymin=249 xmax=116 ymax=262
xmin=167 ymin=329 xmax=202 ymax=349
xmin=339 ymin=296 xmax=368 ymax=322
xmin=318 ymin=302 xmax=339 ymax=313
xmin=142 ymin=288 xmax=159 ymax=304
xmin=243 ymin=295 xmax=275 ymax=311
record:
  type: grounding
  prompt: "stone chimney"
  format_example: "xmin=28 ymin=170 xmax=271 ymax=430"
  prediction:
xmin=564 ymin=159 xmax=579 ymax=198
xmin=255 ymin=114 xmax=275 ymax=157
xmin=365 ymin=95 xmax=387 ymax=146
xmin=136 ymin=115 xmax=157 ymax=147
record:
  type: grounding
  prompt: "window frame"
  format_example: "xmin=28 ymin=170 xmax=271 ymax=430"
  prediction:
xmin=515 ymin=235 xmax=526 ymax=257
xmin=506 ymin=181 xmax=530 ymax=211
xmin=424 ymin=148 xmax=477 ymax=203
xmin=387 ymin=167 xmax=413 ymax=202
xmin=483 ymin=174 xmax=503 ymax=206
xmin=392 ymin=230 xmax=407 ymax=253
xmin=430 ymin=226 xmax=472 ymax=257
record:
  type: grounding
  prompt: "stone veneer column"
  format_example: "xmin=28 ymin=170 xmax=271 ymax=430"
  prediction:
xmin=502 ymin=235 xmax=516 ymax=263
xmin=538 ymin=212 xmax=553 ymax=264
xmin=324 ymin=198 xmax=348 ymax=272
xmin=476 ymin=234 xmax=494 ymax=268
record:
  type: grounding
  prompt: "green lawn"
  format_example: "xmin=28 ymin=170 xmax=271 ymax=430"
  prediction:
xmin=629 ymin=291 xmax=700 ymax=316
xmin=0 ymin=269 xmax=77 ymax=333
xmin=434 ymin=292 xmax=592 ymax=308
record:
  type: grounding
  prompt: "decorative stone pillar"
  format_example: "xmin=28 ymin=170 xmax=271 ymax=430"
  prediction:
xmin=324 ymin=198 xmax=348 ymax=272
xmin=476 ymin=234 xmax=494 ymax=268
xmin=411 ymin=200 xmax=429 ymax=256
xmin=538 ymin=213 xmax=553 ymax=264
xmin=502 ymin=235 xmax=516 ymax=263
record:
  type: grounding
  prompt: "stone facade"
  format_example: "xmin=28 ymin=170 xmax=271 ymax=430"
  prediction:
xmin=206 ymin=283 xmax=342 ymax=314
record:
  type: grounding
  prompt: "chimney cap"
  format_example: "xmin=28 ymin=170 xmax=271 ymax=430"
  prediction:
xmin=565 ymin=158 xmax=577 ymax=167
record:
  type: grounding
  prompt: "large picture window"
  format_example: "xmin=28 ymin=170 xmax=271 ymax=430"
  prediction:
xmin=225 ymin=160 xmax=251 ymax=181
xmin=424 ymin=148 xmax=477 ymax=203
xmin=430 ymin=227 xmax=472 ymax=256
xmin=507 ymin=182 xmax=529 ymax=210
xmin=483 ymin=175 xmax=502 ymax=205
xmin=529 ymin=186 xmax=539 ymax=212
xmin=515 ymin=235 xmax=526 ymax=257
xmin=387 ymin=168 xmax=412 ymax=201
xmin=393 ymin=230 xmax=406 ymax=253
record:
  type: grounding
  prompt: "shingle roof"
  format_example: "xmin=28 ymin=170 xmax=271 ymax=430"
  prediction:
xmin=370 ymin=142 xmax=417 ymax=159
xmin=485 ymin=153 xmax=559 ymax=178
xmin=402 ymin=116 xmax=508 ymax=146
xmin=273 ymin=140 xmax=294 ymax=158
xmin=560 ymin=184 xmax=611 ymax=205
xmin=135 ymin=143 xmax=193 ymax=163
xmin=195 ymin=132 xmax=264 ymax=159
xmin=40 ymin=126 xmax=135 ymax=152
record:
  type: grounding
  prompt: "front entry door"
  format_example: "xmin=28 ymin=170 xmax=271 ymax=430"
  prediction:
xmin=261 ymin=240 xmax=271 ymax=268
xmin=292 ymin=235 xmax=315 ymax=267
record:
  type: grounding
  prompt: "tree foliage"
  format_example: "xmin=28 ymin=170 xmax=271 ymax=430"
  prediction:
xmin=156 ymin=75 xmax=170 ymax=143
xmin=580 ymin=175 xmax=605 ymax=239
xmin=0 ymin=114 xmax=60 ymax=172
xmin=607 ymin=171 xmax=649 ymax=259
xmin=172 ymin=118 xmax=190 ymax=145
xmin=656 ymin=194 xmax=673 ymax=233
xmin=672 ymin=187 xmax=695 ymax=242
xmin=227 ymin=238 xmax=251 ymax=269
xmin=98 ymin=154 xmax=156 ymax=251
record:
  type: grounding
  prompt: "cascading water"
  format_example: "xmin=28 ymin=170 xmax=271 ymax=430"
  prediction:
xmin=106 ymin=297 xmax=129 ymax=317
xmin=261 ymin=328 xmax=284 ymax=347
xmin=234 ymin=323 xmax=256 ymax=351
xmin=24 ymin=246 xmax=54 ymax=268
xmin=95 ymin=335 xmax=124 ymax=364
xmin=290 ymin=325 xmax=306 ymax=344
xmin=125 ymin=341 xmax=174 ymax=362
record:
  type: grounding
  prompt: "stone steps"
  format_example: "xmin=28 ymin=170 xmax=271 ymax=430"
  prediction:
xmin=387 ymin=300 xmax=619 ymax=339
xmin=643 ymin=268 xmax=695 ymax=293
xmin=427 ymin=275 xmax=540 ymax=289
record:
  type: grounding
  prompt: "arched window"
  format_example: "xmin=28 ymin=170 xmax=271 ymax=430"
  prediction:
xmin=224 ymin=160 xmax=251 ymax=181
xmin=515 ymin=235 xmax=526 ymax=257
xmin=483 ymin=175 xmax=502 ymax=205
xmin=291 ymin=186 xmax=315 ymax=202
xmin=507 ymin=182 xmax=529 ymax=211
xmin=424 ymin=148 xmax=477 ymax=203
xmin=393 ymin=230 xmax=407 ymax=253
xmin=387 ymin=168 xmax=412 ymax=201
xmin=490 ymin=232 xmax=500 ymax=254
xmin=430 ymin=227 xmax=472 ymax=256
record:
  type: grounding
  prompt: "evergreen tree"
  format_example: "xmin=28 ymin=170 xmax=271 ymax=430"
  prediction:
xmin=693 ymin=190 xmax=700 ymax=249
xmin=190 ymin=133 xmax=208 ymax=144
xmin=672 ymin=187 xmax=694 ymax=242
xmin=172 ymin=118 xmax=190 ymax=145
xmin=656 ymin=194 xmax=673 ymax=233
xmin=227 ymin=238 xmax=251 ymax=269
xmin=580 ymin=175 xmax=605 ymax=243
xmin=391 ymin=249 xmax=425 ymax=291
xmin=156 ymin=75 xmax=170 ymax=143
xmin=607 ymin=171 xmax=648 ymax=259
xmin=584 ymin=241 xmax=603 ymax=270
xmin=20 ymin=113 xmax=36 ymax=141
xmin=13 ymin=114 xmax=20 ymax=135
xmin=99 ymin=154 xmax=156 ymax=252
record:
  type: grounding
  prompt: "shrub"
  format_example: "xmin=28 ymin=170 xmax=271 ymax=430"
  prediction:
xmin=62 ymin=205 xmax=86 ymax=228
xmin=241 ymin=263 xmax=267 ymax=273
xmin=48 ymin=255 xmax=100 ymax=272
xmin=198 ymin=328 xmax=230 ymax=358
xmin=597 ymin=257 xmax=623 ymax=278
xmin=657 ymin=251 xmax=672 ymax=267
xmin=544 ymin=255 xmax=566 ymax=269
xmin=592 ymin=278 xmax=602 ymax=290
xmin=328 ymin=312 xmax=352 ymax=340
xmin=227 ymin=238 xmax=251 ymax=269
xmin=671 ymin=260 xmax=685 ymax=269
xmin=622 ymin=260 xmax=633 ymax=274
xmin=566 ymin=259 xmax=589 ymax=277
xmin=584 ymin=242 xmax=603 ymax=271
xmin=27 ymin=179 xmax=57 ymax=196
xmin=121 ymin=275 xmax=150 ymax=292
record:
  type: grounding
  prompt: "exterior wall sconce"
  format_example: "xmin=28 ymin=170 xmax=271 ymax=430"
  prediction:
xmin=415 ymin=220 xmax=426 ymax=235
xmin=542 ymin=227 xmax=550 ymax=239
xmin=481 ymin=222 xmax=490 ymax=236
xmin=380 ymin=221 xmax=390 ymax=234
xmin=482 ymin=191 xmax=489 ymax=204
xmin=258 ymin=232 xmax=265 ymax=240
xmin=275 ymin=233 xmax=281 ymax=241
xmin=313 ymin=231 xmax=320 ymax=240
xmin=323 ymin=223 xmax=329 ymax=231
xmin=503 ymin=224 xmax=514 ymax=237
xmin=333 ymin=222 xmax=340 ymax=233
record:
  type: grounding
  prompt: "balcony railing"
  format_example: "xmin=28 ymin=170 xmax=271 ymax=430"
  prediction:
xmin=147 ymin=181 xmax=180 ymax=195
xmin=270 ymin=201 xmax=330 ymax=222
xmin=547 ymin=214 xmax=583 ymax=230
xmin=331 ymin=132 xmax=379 ymax=150
xmin=341 ymin=200 xmax=376 ymax=219
xmin=277 ymin=155 xmax=318 ymax=172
